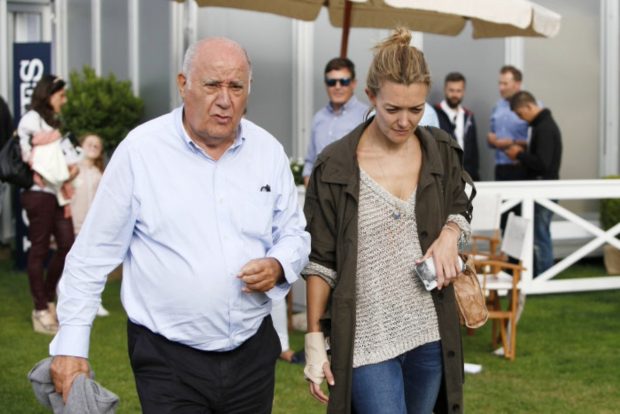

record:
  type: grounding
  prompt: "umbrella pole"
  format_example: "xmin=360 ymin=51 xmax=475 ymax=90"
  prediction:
xmin=340 ymin=0 xmax=352 ymax=58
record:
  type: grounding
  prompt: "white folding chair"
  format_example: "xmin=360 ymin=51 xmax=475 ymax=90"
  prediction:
xmin=475 ymin=213 xmax=530 ymax=360
xmin=468 ymin=193 xmax=502 ymax=260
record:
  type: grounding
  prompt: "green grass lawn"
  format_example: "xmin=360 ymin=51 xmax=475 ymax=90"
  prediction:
xmin=1 ymin=259 xmax=618 ymax=413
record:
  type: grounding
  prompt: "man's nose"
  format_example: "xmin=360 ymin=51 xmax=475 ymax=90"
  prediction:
xmin=215 ymin=87 xmax=232 ymax=107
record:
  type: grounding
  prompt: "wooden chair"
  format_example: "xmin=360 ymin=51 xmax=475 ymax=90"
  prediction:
xmin=462 ymin=193 xmax=502 ymax=336
xmin=475 ymin=213 xmax=530 ymax=360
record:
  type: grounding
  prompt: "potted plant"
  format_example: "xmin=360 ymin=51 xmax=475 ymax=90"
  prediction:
xmin=61 ymin=66 xmax=144 ymax=153
xmin=600 ymin=175 xmax=620 ymax=274
xmin=290 ymin=158 xmax=304 ymax=187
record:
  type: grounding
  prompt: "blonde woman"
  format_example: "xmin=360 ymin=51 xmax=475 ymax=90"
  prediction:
xmin=302 ymin=28 xmax=474 ymax=414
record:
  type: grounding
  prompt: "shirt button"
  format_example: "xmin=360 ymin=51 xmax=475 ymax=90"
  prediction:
xmin=452 ymin=403 xmax=460 ymax=411
xmin=420 ymin=231 xmax=428 ymax=239
xmin=447 ymin=350 xmax=455 ymax=357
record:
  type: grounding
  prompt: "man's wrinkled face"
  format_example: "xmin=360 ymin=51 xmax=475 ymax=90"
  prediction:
xmin=444 ymin=80 xmax=465 ymax=109
xmin=177 ymin=41 xmax=251 ymax=146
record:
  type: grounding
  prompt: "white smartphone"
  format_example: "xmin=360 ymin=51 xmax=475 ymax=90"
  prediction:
xmin=414 ymin=256 xmax=465 ymax=291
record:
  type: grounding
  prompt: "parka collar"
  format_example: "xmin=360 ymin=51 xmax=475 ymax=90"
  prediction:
xmin=318 ymin=117 xmax=450 ymax=200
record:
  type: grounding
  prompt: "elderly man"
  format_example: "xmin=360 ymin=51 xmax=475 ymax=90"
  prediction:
xmin=302 ymin=57 xmax=368 ymax=186
xmin=49 ymin=37 xmax=310 ymax=413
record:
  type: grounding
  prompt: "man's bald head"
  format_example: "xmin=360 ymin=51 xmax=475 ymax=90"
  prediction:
xmin=182 ymin=37 xmax=252 ymax=89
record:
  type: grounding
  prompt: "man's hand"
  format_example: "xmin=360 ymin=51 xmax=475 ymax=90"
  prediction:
xmin=488 ymin=133 xmax=514 ymax=149
xmin=238 ymin=258 xmax=284 ymax=293
xmin=495 ymin=138 xmax=515 ymax=149
xmin=50 ymin=355 xmax=90 ymax=403
xmin=505 ymin=144 xmax=524 ymax=160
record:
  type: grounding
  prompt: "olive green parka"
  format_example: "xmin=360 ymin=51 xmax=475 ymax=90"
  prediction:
xmin=303 ymin=118 xmax=475 ymax=414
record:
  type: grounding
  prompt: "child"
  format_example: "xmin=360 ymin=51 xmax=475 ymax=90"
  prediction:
xmin=70 ymin=133 xmax=109 ymax=316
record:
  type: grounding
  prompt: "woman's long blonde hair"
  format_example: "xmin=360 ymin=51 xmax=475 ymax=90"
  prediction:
xmin=366 ymin=27 xmax=431 ymax=97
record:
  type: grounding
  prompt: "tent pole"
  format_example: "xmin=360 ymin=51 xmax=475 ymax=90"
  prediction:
xmin=340 ymin=0 xmax=352 ymax=57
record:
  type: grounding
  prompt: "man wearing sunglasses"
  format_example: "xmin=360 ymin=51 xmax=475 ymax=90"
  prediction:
xmin=302 ymin=57 xmax=368 ymax=186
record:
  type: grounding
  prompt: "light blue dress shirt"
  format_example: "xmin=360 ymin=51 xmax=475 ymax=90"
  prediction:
xmin=303 ymin=96 xmax=368 ymax=177
xmin=50 ymin=107 xmax=310 ymax=358
xmin=419 ymin=102 xmax=440 ymax=127
xmin=489 ymin=98 xmax=529 ymax=165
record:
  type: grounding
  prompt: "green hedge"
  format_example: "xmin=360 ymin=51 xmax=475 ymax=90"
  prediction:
xmin=600 ymin=175 xmax=620 ymax=237
xmin=62 ymin=66 xmax=144 ymax=152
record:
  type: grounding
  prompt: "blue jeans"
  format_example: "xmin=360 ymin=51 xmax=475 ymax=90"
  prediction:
xmin=534 ymin=203 xmax=554 ymax=276
xmin=351 ymin=341 xmax=443 ymax=414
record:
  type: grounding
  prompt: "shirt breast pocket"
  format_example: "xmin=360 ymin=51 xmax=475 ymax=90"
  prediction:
xmin=239 ymin=191 xmax=275 ymax=240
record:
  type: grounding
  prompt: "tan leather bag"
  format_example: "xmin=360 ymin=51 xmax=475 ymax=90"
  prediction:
xmin=453 ymin=254 xmax=488 ymax=329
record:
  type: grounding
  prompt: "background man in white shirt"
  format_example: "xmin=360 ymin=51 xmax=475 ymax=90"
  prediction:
xmin=434 ymin=72 xmax=480 ymax=180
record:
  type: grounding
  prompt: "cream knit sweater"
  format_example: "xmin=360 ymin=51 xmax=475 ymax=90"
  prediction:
xmin=353 ymin=169 xmax=455 ymax=367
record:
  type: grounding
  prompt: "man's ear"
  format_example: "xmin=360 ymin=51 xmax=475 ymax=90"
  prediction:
xmin=177 ymin=73 xmax=187 ymax=99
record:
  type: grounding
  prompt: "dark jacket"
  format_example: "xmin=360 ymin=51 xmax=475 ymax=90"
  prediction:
xmin=304 ymin=118 xmax=474 ymax=414
xmin=434 ymin=103 xmax=480 ymax=181
xmin=0 ymin=96 xmax=13 ymax=149
xmin=517 ymin=108 xmax=562 ymax=180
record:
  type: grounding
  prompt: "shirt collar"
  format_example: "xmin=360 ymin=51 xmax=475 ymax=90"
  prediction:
xmin=328 ymin=95 xmax=359 ymax=114
xmin=440 ymin=100 xmax=463 ymax=118
xmin=175 ymin=105 xmax=245 ymax=156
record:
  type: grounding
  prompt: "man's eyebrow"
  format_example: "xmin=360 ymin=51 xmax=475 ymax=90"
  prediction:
xmin=202 ymin=79 xmax=245 ymax=87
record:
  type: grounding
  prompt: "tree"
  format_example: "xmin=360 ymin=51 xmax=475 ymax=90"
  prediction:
xmin=62 ymin=66 xmax=144 ymax=152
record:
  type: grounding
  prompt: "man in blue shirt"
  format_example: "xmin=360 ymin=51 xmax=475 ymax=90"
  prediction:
xmin=487 ymin=65 xmax=528 ymax=181
xmin=303 ymin=57 xmax=368 ymax=186
xmin=49 ymin=37 xmax=310 ymax=413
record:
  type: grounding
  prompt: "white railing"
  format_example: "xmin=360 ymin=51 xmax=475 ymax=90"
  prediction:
xmin=476 ymin=179 xmax=620 ymax=295
xmin=292 ymin=179 xmax=620 ymax=310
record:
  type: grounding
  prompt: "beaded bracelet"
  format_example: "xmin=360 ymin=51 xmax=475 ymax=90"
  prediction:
xmin=442 ymin=224 xmax=460 ymax=236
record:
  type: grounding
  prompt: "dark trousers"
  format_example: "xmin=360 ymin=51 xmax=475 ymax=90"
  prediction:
xmin=495 ymin=164 xmax=527 ymax=234
xmin=127 ymin=316 xmax=281 ymax=414
xmin=20 ymin=191 xmax=75 ymax=310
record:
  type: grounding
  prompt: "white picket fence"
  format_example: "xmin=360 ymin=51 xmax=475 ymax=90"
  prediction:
xmin=475 ymin=179 xmax=620 ymax=295
xmin=292 ymin=179 xmax=620 ymax=309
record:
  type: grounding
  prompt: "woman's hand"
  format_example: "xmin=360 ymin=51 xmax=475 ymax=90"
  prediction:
xmin=419 ymin=223 xmax=461 ymax=290
xmin=304 ymin=332 xmax=334 ymax=404
xmin=67 ymin=164 xmax=80 ymax=182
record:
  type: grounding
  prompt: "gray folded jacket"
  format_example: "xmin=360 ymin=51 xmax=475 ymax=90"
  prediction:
xmin=28 ymin=357 xmax=119 ymax=414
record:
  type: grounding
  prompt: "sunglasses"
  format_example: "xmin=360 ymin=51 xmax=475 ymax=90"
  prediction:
xmin=325 ymin=78 xmax=352 ymax=87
